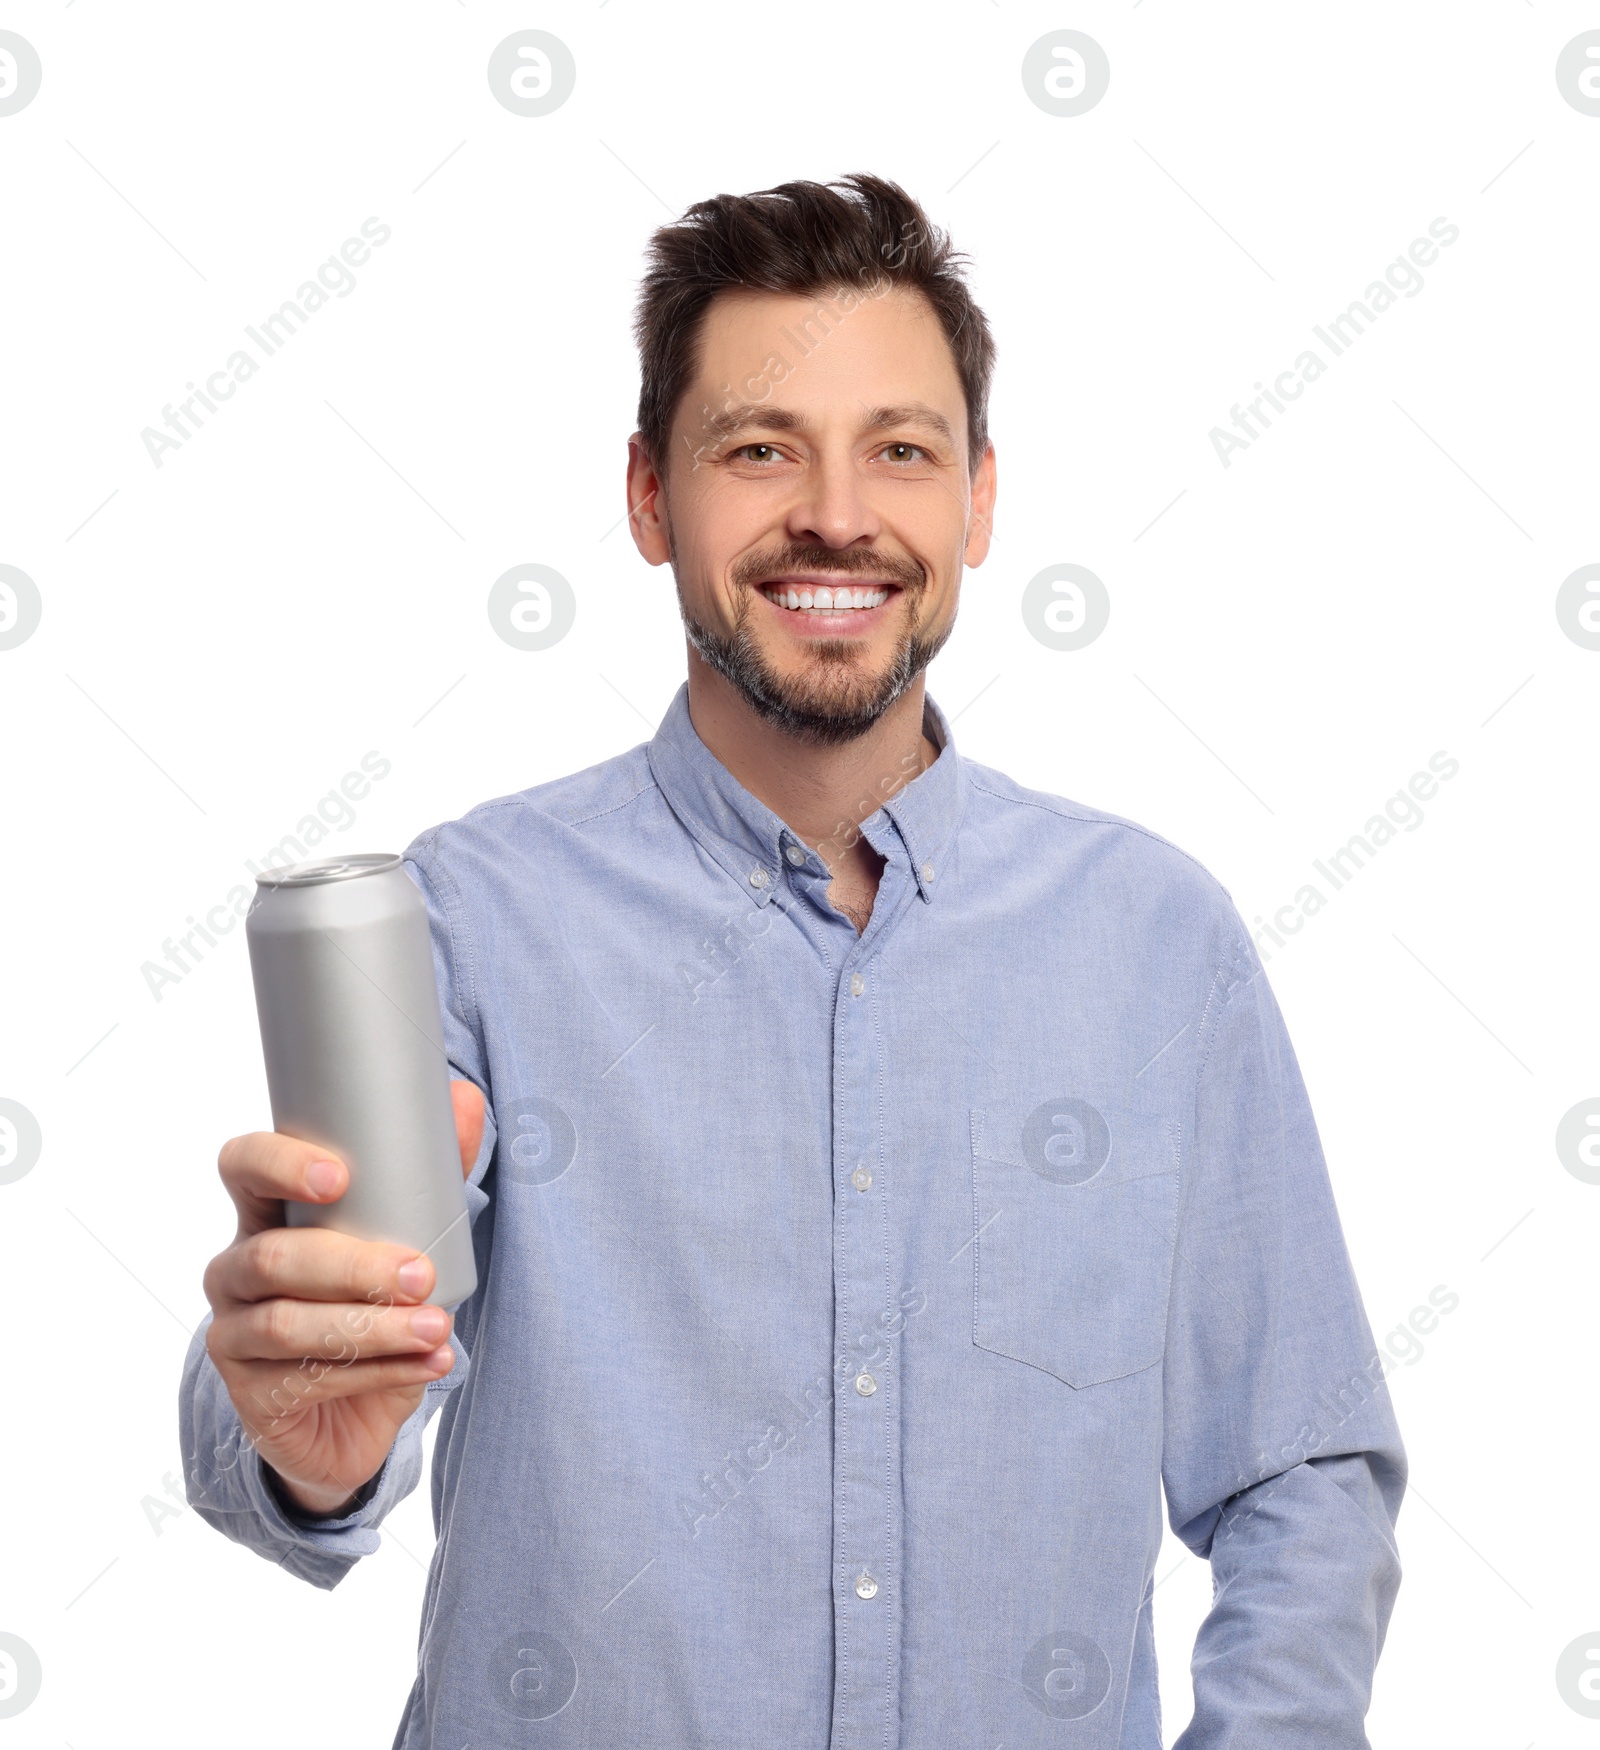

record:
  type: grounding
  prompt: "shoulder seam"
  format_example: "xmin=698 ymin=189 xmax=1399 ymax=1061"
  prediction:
xmin=963 ymin=773 xmax=1223 ymax=889
xmin=558 ymin=773 xmax=657 ymax=830
xmin=411 ymin=765 xmax=656 ymax=846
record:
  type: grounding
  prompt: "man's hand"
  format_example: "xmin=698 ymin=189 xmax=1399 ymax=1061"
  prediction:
xmin=202 ymin=1080 xmax=485 ymax=1518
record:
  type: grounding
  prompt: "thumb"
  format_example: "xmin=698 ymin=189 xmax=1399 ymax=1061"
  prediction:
xmin=450 ymin=1078 xmax=487 ymax=1179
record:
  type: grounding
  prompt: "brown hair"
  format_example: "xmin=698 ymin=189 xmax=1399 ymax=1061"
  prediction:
xmin=632 ymin=172 xmax=995 ymax=478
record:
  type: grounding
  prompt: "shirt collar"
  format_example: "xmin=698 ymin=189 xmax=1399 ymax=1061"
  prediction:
xmin=646 ymin=682 xmax=964 ymax=906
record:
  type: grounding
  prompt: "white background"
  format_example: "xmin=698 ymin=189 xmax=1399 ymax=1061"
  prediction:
xmin=1 ymin=3 xmax=1596 ymax=1744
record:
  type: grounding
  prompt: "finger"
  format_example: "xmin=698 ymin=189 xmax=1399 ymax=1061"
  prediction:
xmin=206 ymin=1226 xmax=436 ymax=1309
xmin=207 ymin=1294 xmax=452 ymax=1367
xmin=218 ymin=1131 xmax=348 ymax=1236
xmin=451 ymin=1079 xmax=485 ymax=1179
xmin=230 ymin=1347 xmax=455 ymax=1423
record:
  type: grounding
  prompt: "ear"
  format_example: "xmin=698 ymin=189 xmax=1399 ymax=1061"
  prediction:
xmin=626 ymin=434 xmax=672 ymax=566
xmin=963 ymin=441 xmax=997 ymax=568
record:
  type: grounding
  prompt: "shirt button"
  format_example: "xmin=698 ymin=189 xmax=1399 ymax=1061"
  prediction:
xmin=920 ymin=861 xmax=935 ymax=883
xmin=855 ymin=1572 xmax=879 ymax=1600
xmin=748 ymin=867 xmax=769 ymax=888
xmin=854 ymin=1372 xmax=878 ymax=1397
xmin=784 ymin=844 xmax=807 ymax=867
xmin=849 ymin=973 xmax=865 ymax=997
xmin=851 ymin=1165 xmax=872 ymax=1192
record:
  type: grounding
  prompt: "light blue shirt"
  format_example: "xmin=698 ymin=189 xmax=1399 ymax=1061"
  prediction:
xmin=180 ymin=682 xmax=1405 ymax=1747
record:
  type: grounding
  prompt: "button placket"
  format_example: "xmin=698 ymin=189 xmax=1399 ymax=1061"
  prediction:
xmin=830 ymin=939 xmax=902 ymax=1750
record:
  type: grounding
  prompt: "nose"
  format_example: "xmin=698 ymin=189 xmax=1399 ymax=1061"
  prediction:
xmin=783 ymin=449 xmax=883 ymax=551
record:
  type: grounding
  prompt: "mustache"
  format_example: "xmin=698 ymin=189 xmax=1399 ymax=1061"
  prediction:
xmin=731 ymin=548 xmax=924 ymax=592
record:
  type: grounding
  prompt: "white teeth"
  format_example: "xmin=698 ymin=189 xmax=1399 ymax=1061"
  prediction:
xmin=762 ymin=583 xmax=892 ymax=611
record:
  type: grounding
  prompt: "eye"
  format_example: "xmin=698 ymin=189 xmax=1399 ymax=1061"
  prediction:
xmin=878 ymin=442 xmax=928 ymax=464
xmin=732 ymin=442 xmax=784 ymax=464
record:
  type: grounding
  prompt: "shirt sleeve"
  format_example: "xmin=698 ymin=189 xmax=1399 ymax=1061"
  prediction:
xmin=176 ymin=1311 xmax=467 ymax=1590
xmin=176 ymin=839 xmax=496 ymax=1591
xmin=1160 ymin=909 xmax=1407 ymax=1747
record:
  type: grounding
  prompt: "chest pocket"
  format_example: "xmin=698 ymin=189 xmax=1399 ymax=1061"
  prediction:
xmin=969 ymin=1103 xmax=1181 ymax=1389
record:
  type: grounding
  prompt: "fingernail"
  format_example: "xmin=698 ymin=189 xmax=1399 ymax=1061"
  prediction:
xmin=397 ymin=1258 xmax=431 ymax=1297
xmin=411 ymin=1307 xmax=448 ymax=1341
xmin=306 ymin=1159 xmax=342 ymax=1196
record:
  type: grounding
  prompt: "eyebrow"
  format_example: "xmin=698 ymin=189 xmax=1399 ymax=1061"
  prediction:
xmin=703 ymin=401 xmax=957 ymax=448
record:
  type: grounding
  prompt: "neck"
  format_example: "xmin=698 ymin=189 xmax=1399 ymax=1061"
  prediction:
xmin=684 ymin=650 xmax=940 ymax=875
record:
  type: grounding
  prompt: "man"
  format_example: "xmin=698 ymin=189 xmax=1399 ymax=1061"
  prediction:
xmin=181 ymin=173 xmax=1406 ymax=1747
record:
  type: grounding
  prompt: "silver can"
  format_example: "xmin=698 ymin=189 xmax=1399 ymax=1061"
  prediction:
xmin=244 ymin=853 xmax=478 ymax=1308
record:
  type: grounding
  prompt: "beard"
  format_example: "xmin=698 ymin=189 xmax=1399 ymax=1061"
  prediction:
xmin=676 ymin=547 xmax=950 ymax=747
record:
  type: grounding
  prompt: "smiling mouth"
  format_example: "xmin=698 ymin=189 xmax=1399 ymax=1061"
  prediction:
xmin=756 ymin=579 xmax=900 ymax=613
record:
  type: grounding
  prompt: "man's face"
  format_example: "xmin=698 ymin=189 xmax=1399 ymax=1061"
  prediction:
xmin=628 ymin=283 xmax=996 ymax=744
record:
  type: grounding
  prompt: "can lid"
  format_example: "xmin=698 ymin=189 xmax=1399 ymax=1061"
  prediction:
xmin=254 ymin=853 xmax=403 ymax=887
